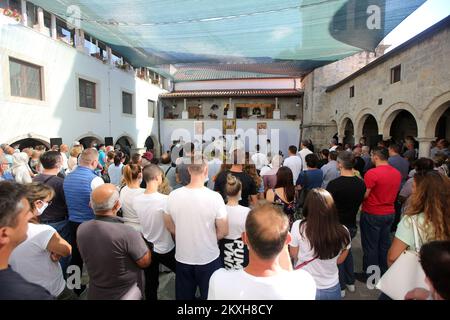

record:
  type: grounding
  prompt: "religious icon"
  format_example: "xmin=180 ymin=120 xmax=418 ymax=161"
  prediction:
xmin=223 ymin=119 xmax=236 ymax=134
xmin=257 ymin=122 xmax=267 ymax=135
xmin=194 ymin=121 xmax=204 ymax=135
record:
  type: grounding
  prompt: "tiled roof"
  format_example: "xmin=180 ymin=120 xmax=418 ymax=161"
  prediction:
xmin=159 ymin=89 xmax=303 ymax=98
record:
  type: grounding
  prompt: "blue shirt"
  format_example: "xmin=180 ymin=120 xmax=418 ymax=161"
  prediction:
xmin=0 ymin=172 xmax=14 ymax=181
xmin=321 ymin=160 xmax=340 ymax=188
xmin=296 ymin=169 xmax=323 ymax=190
xmin=98 ymin=150 xmax=106 ymax=167
xmin=388 ymin=155 xmax=410 ymax=185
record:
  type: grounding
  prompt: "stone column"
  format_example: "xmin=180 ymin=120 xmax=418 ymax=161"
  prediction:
xmin=51 ymin=14 xmax=57 ymax=40
xmin=418 ymin=137 xmax=435 ymax=158
xmin=182 ymin=98 xmax=188 ymax=119
xmin=273 ymin=97 xmax=281 ymax=120
xmin=21 ymin=0 xmax=28 ymax=26
xmin=227 ymin=97 xmax=234 ymax=119
xmin=106 ymin=46 xmax=113 ymax=65
xmin=37 ymin=7 xmax=44 ymax=32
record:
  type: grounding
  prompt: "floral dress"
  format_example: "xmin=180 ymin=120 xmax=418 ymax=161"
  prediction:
xmin=272 ymin=189 xmax=296 ymax=228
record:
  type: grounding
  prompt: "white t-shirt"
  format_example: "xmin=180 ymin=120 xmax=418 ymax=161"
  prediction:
xmin=60 ymin=152 xmax=69 ymax=170
xmin=329 ymin=146 xmax=338 ymax=152
xmin=251 ymin=153 xmax=269 ymax=170
xmin=290 ymin=220 xmax=351 ymax=289
xmin=133 ymin=192 xmax=175 ymax=254
xmin=225 ymin=205 xmax=250 ymax=240
xmin=120 ymin=186 xmax=145 ymax=232
xmin=10 ymin=223 xmax=65 ymax=297
xmin=259 ymin=164 xmax=272 ymax=177
xmin=91 ymin=176 xmax=105 ymax=190
xmin=108 ymin=163 xmax=124 ymax=186
xmin=283 ymin=155 xmax=303 ymax=184
xmin=208 ymin=268 xmax=316 ymax=300
xmin=298 ymin=148 xmax=312 ymax=170
xmin=165 ymin=186 xmax=227 ymax=264
xmin=207 ymin=158 xmax=223 ymax=190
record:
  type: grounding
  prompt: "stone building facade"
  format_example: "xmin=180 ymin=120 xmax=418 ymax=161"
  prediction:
xmin=303 ymin=16 xmax=450 ymax=156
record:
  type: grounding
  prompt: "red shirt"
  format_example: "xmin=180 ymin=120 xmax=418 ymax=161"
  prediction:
xmin=362 ymin=165 xmax=401 ymax=215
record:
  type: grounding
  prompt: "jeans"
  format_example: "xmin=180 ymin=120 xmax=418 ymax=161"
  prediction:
xmin=360 ymin=212 xmax=395 ymax=276
xmin=175 ymin=256 xmax=222 ymax=300
xmin=44 ymin=219 xmax=72 ymax=278
xmin=144 ymin=248 xmax=176 ymax=300
xmin=338 ymin=226 xmax=357 ymax=289
xmin=316 ymin=283 xmax=341 ymax=300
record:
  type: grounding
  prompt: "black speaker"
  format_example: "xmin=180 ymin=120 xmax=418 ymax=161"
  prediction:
xmin=50 ymin=138 xmax=63 ymax=147
xmin=105 ymin=137 xmax=114 ymax=146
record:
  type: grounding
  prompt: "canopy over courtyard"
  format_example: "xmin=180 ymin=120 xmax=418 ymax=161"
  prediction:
xmin=27 ymin=0 xmax=425 ymax=80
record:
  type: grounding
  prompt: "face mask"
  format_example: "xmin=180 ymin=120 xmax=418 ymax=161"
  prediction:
xmin=36 ymin=202 xmax=49 ymax=216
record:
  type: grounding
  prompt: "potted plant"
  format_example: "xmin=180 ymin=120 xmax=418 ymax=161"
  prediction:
xmin=3 ymin=8 xmax=21 ymax=22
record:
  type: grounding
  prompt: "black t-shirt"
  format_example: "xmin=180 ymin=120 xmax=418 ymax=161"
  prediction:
xmin=0 ymin=267 xmax=54 ymax=300
xmin=33 ymin=174 xmax=68 ymax=222
xmin=214 ymin=171 xmax=257 ymax=207
xmin=219 ymin=238 xmax=249 ymax=270
xmin=326 ymin=176 xmax=366 ymax=228
xmin=317 ymin=159 xmax=328 ymax=169
xmin=353 ymin=156 xmax=366 ymax=177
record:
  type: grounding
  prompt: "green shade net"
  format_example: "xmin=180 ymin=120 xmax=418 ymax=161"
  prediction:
xmin=27 ymin=0 xmax=425 ymax=80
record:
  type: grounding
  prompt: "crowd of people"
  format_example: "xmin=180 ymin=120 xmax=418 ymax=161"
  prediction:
xmin=0 ymin=135 xmax=449 ymax=300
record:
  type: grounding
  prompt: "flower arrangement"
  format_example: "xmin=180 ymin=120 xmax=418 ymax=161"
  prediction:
xmin=2 ymin=8 xmax=21 ymax=22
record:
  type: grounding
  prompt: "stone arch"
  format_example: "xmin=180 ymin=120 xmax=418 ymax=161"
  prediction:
xmin=75 ymin=133 xmax=104 ymax=149
xmin=116 ymin=135 xmax=135 ymax=148
xmin=354 ymin=108 xmax=379 ymax=136
xmin=380 ymin=102 xmax=420 ymax=139
xmin=337 ymin=114 xmax=354 ymax=137
xmin=8 ymin=133 xmax=50 ymax=150
xmin=422 ymin=91 xmax=450 ymax=138
xmin=389 ymin=111 xmax=419 ymax=143
xmin=145 ymin=134 xmax=162 ymax=158
xmin=338 ymin=116 xmax=354 ymax=145
xmin=116 ymin=135 xmax=135 ymax=157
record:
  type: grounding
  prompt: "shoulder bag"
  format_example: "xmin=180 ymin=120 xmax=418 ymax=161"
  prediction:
xmin=375 ymin=216 xmax=428 ymax=300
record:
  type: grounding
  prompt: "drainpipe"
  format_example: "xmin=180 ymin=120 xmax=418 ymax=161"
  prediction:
xmin=107 ymin=68 xmax=112 ymax=137
xmin=157 ymin=100 xmax=162 ymax=155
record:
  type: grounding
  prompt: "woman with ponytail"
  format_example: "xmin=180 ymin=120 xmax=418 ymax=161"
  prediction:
xmin=219 ymin=174 xmax=250 ymax=270
xmin=119 ymin=164 xmax=145 ymax=232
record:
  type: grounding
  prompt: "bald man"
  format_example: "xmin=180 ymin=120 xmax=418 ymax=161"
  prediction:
xmin=77 ymin=184 xmax=151 ymax=300
xmin=63 ymin=148 xmax=104 ymax=295
xmin=208 ymin=203 xmax=316 ymax=300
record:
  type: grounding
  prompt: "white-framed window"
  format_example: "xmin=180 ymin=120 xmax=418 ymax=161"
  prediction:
xmin=79 ymin=78 xmax=96 ymax=109
xmin=122 ymin=91 xmax=133 ymax=115
xmin=148 ymin=99 xmax=155 ymax=118
xmin=9 ymin=57 xmax=44 ymax=101
xmin=75 ymin=74 xmax=100 ymax=112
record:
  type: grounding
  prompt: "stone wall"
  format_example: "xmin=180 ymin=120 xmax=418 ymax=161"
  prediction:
xmin=326 ymin=26 xmax=450 ymax=156
xmin=301 ymin=48 xmax=385 ymax=149
xmin=301 ymin=23 xmax=450 ymax=156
